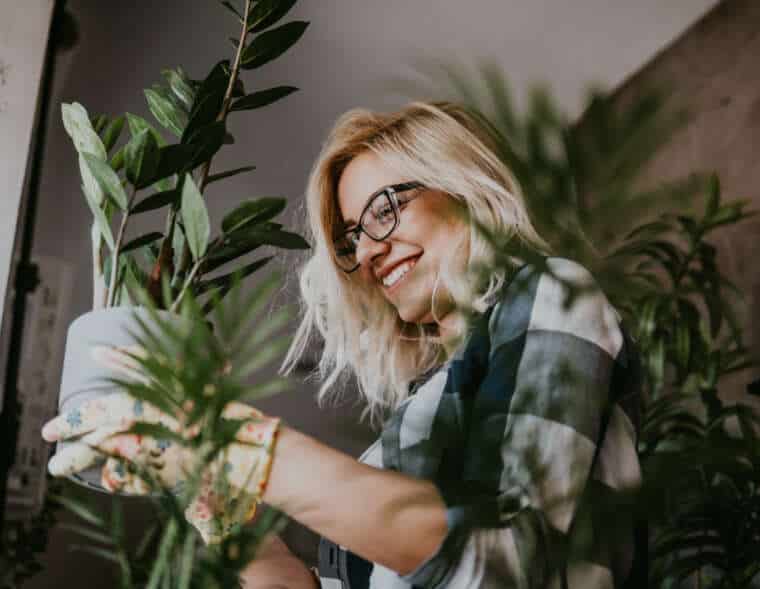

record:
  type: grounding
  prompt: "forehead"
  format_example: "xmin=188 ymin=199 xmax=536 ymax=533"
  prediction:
xmin=336 ymin=152 xmax=405 ymax=225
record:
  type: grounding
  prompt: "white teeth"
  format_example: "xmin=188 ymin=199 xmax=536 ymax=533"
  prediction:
xmin=382 ymin=259 xmax=416 ymax=288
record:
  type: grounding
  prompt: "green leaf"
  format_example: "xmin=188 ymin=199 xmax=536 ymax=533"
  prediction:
xmin=121 ymin=232 xmax=164 ymax=254
xmin=196 ymin=256 xmax=273 ymax=296
xmin=162 ymin=68 xmax=195 ymax=111
xmin=154 ymin=143 xmax=196 ymax=182
xmin=237 ymin=334 xmax=292 ymax=378
xmin=207 ymin=165 xmax=256 ymax=185
xmin=145 ymin=88 xmax=185 ymax=137
xmin=70 ymin=544 xmax=121 ymax=564
xmin=177 ymin=532 xmax=196 ymax=589
xmin=705 ymin=173 xmax=720 ymax=220
xmin=241 ymin=21 xmax=309 ymax=70
xmin=182 ymin=61 xmax=228 ymax=143
xmin=59 ymin=523 xmax=114 ymax=546
xmin=172 ymin=218 xmax=186 ymax=273
xmin=185 ymin=121 xmax=227 ymax=168
xmin=82 ymin=183 xmax=115 ymax=250
xmin=126 ymin=422 xmax=186 ymax=444
xmin=232 ymin=77 xmax=246 ymax=98
xmin=181 ymin=174 xmax=210 ymax=260
xmin=110 ymin=146 xmax=126 ymax=171
xmin=145 ymin=519 xmax=178 ymax=589
xmin=221 ymin=0 xmax=244 ymax=21
xmin=62 ymin=102 xmax=107 ymax=159
xmin=132 ymin=188 xmax=180 ymax=215
xmin=101 ymin=115 xmax=126 ymax=153
xmin=51 ymin=494 xmax=106 ymax=527
xmin=79 ymin=152 xmax=105 ymax=206
xmin=82 ymin=153 xmax=129 ymax=211
xmin=231 ymin=227 xmax=310 ymax=249
xmin=91 ymin=113 xmax=109 ymax=134
xmin=623 ymin=221 xmax=672 ymax=241
xmin=125 ymin=128 xmax=161 ymax=188
xmin=222 ymin=197 xmax=286 ymax=233
xmin=706 ymin=201 xmax=753 ymax=230
xmin=125 ymin=113 xmax=167 ymax=146
xmin=230 ymin=85 xmax=298 ymax=112
xmin=202 ymin=242 xmax=261 ymax=274
xmin=248 ymin=0 xmax=298 ymax=33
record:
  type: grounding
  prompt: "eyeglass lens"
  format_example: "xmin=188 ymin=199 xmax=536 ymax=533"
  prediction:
xmin=333 ymin=190 xmax=397 ymax=271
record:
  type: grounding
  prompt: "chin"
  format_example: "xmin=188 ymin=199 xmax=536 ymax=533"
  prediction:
xmin=395 ymin=303 xmax=432 ymax=325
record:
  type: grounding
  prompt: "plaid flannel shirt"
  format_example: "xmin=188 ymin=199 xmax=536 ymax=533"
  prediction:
xmin=317 ymin=257 xmax=644 ymax=589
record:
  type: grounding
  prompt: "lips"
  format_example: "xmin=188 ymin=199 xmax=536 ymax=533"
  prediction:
xmin=380 ymin=255 xmax=421 ymax=293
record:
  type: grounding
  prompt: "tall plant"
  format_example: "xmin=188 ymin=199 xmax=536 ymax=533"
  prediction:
xmin=61 ymin=0 xmax=310 ymax=314
xmin=27 ymin=1 xmax=311 ymax=587
xmin=411 ymin=62 xmax=760 ymax=587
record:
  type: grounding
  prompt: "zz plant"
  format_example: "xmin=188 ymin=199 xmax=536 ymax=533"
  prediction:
xmin=61 ymin=0 xmax=309 ymax=315
xmin=34 ymin=1 xmax=310 ymax=587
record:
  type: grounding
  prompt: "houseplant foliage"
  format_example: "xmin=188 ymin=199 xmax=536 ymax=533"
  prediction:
xmin=54 ymin=0 xmax=309 ymax=490
xmin=413 ymin=62 xmax=759 ymax=587
xmin=7 ymin=0 xmax=311 ymax=586
xmin=53 ymin=275 xmax=293 ymax=588
xmin=61 ymin=0 xmax=309 ymax=315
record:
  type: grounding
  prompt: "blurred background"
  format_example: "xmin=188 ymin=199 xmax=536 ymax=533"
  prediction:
xmin=2 ymin=0 xmax=759 ymax=585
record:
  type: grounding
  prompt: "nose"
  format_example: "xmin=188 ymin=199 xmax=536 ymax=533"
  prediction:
xmin=355 ymin=232 xmax=390 ymax=269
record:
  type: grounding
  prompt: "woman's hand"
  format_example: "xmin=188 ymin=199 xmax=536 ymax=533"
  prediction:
xmin=41 ymin=345 xmax=281 ymax=544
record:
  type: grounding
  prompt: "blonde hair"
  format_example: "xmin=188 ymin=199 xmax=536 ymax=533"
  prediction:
xmin=281 ymin=101 xmax=552 ymax=425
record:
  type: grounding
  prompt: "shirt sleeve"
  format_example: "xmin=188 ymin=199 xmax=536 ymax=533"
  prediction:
xmin=401 ymin=257 xmax=640 ymax=589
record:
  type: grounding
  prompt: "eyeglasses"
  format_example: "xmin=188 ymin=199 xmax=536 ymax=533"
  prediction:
xmin=333 ymin=181 xmax=424 ymax=273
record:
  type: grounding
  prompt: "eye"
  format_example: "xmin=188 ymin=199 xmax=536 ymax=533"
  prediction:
xmin=373 ymin=204 xmax=394 ymax=222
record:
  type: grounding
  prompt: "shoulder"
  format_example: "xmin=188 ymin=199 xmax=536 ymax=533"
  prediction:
xmin=487 ymin=256 xmax=624 ymax=360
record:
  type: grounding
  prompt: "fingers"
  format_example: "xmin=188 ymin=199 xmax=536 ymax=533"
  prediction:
xmin=42 ymin=392 xmax=179 ymax=443
xmin=42 ymin=394 xmax=136 ymax=442
xmin=221 ymin=401 xmax=262 ymax=420
xmin=101 ymin=457 xmax=150 ymax=495
xmin=47 ymin=424 xmax=124 ymax=476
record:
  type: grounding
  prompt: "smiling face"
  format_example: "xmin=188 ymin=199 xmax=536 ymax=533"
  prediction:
xmin=336 ymin=151 xmax=468 ymax=327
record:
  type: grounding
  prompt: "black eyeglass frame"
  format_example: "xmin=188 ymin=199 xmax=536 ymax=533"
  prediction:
xmin=333 ymin=181 xmax=424 ymax=273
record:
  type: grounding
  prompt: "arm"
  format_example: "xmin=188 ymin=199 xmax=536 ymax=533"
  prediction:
xmin=239 ymin=534 xmax=318 ymax=589
xmin=262 ymin=426 xmax=449 ymax=576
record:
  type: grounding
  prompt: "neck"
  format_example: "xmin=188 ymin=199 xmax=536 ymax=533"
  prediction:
xmin=435 ymin=310 xmax=466 ymax=357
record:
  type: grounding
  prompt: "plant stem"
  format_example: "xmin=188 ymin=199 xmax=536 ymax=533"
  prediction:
xmin=175 ymin=0 xmax=252 ymax=285
xmin=170 ymin=258 xmax=204 ymax=313
xmin=107 ymin=189 xmax=139 ymax=308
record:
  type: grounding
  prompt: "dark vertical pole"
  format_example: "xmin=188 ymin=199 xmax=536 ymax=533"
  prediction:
xmin=0 ymin=0 xmax=69 ymax=536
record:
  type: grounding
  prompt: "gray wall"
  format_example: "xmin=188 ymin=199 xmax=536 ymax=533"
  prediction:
xmin=23 ymin=0 xmax=719 ymax=585
xmin=600 ymin=0 xmax=760 ymax=405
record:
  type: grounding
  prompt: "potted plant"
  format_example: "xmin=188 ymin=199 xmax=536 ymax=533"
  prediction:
xmin=56 ymin=0 xmax=309 ymax=493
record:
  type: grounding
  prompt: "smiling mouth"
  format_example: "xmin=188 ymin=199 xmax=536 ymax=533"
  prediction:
xmin=381 ymin=256 xmax=421 ymax=292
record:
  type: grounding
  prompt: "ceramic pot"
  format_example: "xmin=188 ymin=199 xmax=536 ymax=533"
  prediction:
xmin=57 ymin=306 xmax=186 ymax=493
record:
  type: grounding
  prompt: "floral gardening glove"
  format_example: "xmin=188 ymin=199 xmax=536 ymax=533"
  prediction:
xmin=42 ymin=345 xmax=281 ymax=544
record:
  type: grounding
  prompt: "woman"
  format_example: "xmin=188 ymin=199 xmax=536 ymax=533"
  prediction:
xmin=43 ymin=101 xmax=643 ymax=588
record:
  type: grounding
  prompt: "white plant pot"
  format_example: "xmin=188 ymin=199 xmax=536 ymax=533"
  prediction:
xmin=57 ymin=306 xmax=186 ymax=493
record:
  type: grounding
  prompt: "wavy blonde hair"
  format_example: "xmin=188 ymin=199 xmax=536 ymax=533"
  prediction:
xmin=281 ymin=101 xmax=552 ymax=425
